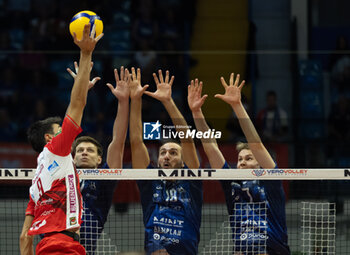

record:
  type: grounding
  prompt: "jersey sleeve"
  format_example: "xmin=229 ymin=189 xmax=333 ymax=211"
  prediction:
xmin=25 ymin=198 xmax=35 ymax=216
xmin=220 ymin=162 xmax=235 ymax=214
xmin=46 ymin=115 xmax=82 ymax=156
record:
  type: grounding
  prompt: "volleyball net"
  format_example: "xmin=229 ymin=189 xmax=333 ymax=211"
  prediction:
xmin=0 ymin=168 xmax=349 ymax=254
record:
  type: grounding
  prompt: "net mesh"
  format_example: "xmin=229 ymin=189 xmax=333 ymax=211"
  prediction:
xmin=301 ymin=202 xmax=336 ymax=255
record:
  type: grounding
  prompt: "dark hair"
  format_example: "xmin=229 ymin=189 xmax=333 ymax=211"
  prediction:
xmin=72 ymin=136 xmax=103 ymax=157
xmin=236 ymin=141 xmax=276 ymax=162
xmin=27 ymin=117 xmax=62 ymax=153
xmin=160 ymin=139 xmax=180 ymax=147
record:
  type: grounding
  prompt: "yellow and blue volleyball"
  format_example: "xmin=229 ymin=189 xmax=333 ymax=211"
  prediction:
xmin=69 ymin=10 xmax=103 ymax=40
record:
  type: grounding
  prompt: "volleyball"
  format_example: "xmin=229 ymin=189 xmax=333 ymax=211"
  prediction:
xmin=69 ymin=10 xmax=103 ymax=40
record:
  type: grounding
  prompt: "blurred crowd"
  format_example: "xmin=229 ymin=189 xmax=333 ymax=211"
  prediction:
xmin=0 ymin=0 xmax=196 ymax=146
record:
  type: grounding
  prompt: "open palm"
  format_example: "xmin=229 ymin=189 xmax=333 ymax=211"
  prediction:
xmin=106 ymin=67 xmax=130 ymax=101
xmin=144 ymin=70 xmax=174 ymax=102
xmin=187 ymin=79 xmax=208 ymax=112
xmin=128 ymin=67 xmax=148 ymax=99
xmin=215 ymin=73 xmax=245 ymax=106
xmin=67 ymin=61 xmax=101 ymax=90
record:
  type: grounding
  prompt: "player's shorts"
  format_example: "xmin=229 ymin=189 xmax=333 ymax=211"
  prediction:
xmin=36 ymin=232 xmax=86 ymax=255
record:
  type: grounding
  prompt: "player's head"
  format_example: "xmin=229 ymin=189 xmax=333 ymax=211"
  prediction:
xmin=158 ymin=141 xmax=184 ymax=169
xmin=72 ymin=136 xmax=103 ymax=169
xmin=236 ymin=142 xmax=260 ymax=169
xmin=266 ymin=90 xmax=277 ymax=109
xmin=27 ymin=117 xmax=62 ymax=153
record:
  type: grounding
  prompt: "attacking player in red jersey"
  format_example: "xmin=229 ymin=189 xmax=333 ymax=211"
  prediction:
xmin=20 ymin=24 xmax=103 ymax=255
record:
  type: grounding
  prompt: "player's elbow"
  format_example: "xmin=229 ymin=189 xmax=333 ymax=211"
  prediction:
xmin=19 ymin=232 xmax=30 ymax=245
xmin=19 ymin=233 xmax=25 ymax=244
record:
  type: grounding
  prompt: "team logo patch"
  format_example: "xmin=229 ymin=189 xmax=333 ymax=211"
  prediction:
xmin=70 ymin=217 xmax=77 ymax=226
xmin=143 ymin=121 xmax=161 ymax=140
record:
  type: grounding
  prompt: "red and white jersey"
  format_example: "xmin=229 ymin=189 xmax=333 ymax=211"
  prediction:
xmin=28 ymin=115 xmax=83 ymax=236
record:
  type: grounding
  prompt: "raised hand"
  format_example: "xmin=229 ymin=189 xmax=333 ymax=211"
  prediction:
xmin=128 ymin=67 xmax=149 ymax=99
xmin=67 ymin=61 xmax=101 ymax=90
xmin=72 ymin=23 xmax=103 ymax=53
xmin=106 ymin=66 xmax=130 ymax=101
xmin=144 ymin=70 xmax=174 ymax=102
xmin=187 ymin=79 xmax=208 ymax=112
xmin=214 ymin=73 xmax=245 ymax=106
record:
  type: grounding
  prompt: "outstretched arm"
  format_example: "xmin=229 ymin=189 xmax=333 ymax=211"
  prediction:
xmin=145 ymin=70 xmax=199 ymax=169
xmin=129 ymin=67 xmax=150 ymax=168
xmin=215 ymin=73 xmax=275 ymax=169
xmin=66 ymin=23 xmax=103 ymax=126
xmin=188 ymin=79 xmax=225 ymax=169
xmin=20 ymin=215 xmax=34 ymax=255
xmin=106 ymin=67 xmax=130 ymax=168
xmin=20 ymin=199 xmax=35 ymax=255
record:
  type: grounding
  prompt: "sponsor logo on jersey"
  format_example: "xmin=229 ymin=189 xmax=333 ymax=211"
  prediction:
xmin=153 ymin=233 xmax=160 ymax=240
xmin=153 ymin=216 xmax=184 ymax=227
xmin=68 ymin=174 xmax=76 ymax=213
xmin=240 ymin=232 xmax=268 ymax=240
xmin=154 ymin=226 xmax=182 ymax=236
xmin=160 ymin=236 xmax=180 ymax=243
xmin=40 ymin=209 xmax=55 ymax=217
xmin=70 ymin=217 xmax=77 ymax=226
xmin=40 ymin=198 xmax=53 ymax=205
xmin=30 ymin=219 xmax=47 ymax=231
xmin=48 ymin=160 xmax=59 ymax=172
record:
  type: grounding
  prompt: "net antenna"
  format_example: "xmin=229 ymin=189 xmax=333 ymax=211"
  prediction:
xmin=301 ymin=202 xmax=336 ymax=255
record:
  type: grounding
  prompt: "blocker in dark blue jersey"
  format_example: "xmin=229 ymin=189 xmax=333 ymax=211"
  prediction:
xmin=137 ymin=165 xmax=202 ymax=255
xmin=221 ymin=162 xmax=290 ymax=255
xmin=79 ymin=163 xmax=118 ymax=254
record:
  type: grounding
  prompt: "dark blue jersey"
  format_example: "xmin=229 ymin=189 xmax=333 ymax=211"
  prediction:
xmin=80 ymin=163 xmax=118 ymax=254
xmin=137 ymin=165 xmax=203 ymax=255
xmin=221 ymin=162 xmax=290 ymax=255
